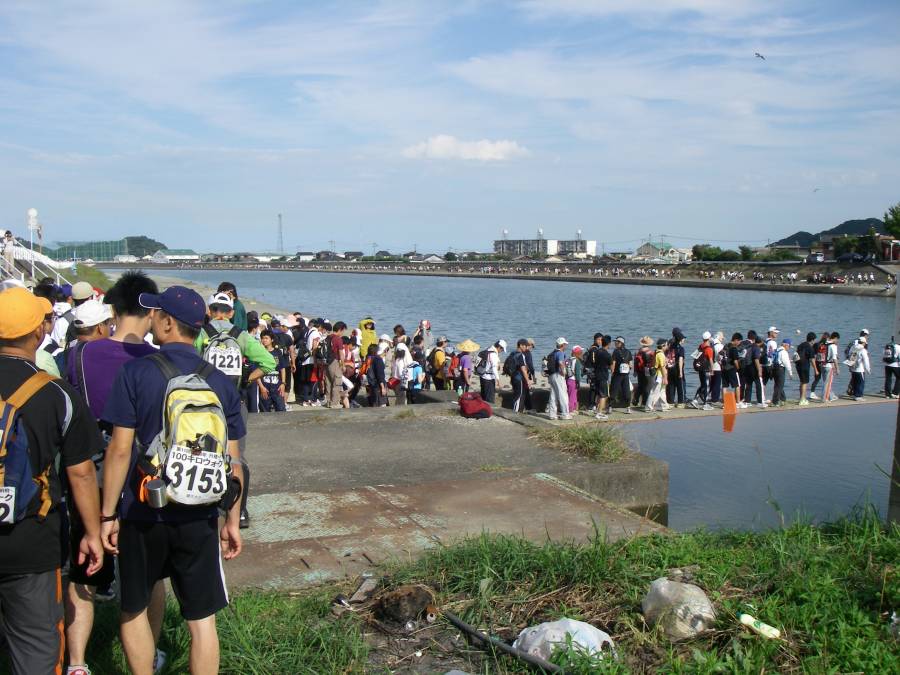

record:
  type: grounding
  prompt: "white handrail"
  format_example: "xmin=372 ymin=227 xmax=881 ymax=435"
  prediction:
xmin=8 ymin=240 xmax=73 ymax=285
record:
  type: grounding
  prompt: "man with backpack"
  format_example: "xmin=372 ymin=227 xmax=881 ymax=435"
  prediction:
xmin=632 ymin=336 xmax=655 ymax=411
xmin=545 ymin=337 xmax=571 ymax=420
xmin=610 ymin=336 xmax=633 ymax=414
xmin=722 ymin=333 xmax=744 ymax=408
xmin=665 ymin=328 xmax=686 ymax=407
xmin=505 ymin=339 xmax=531 ymax=412
xmin=0 ymin=287 xmax=104 ymax=675
xmin=591 ymin=335 xmax=613 ymax=419
xmin=770 ymin=338 xmax=794 ymax=406
xmin=101 ymin=286 xmax=245 ymax=675
xmin=688 ymin=331 xmax=714 ymax=410
xmin=808 ymin=331 xmax=830 ymax=400
xmin=796 ymin=332 xmax=819 ymax=406
xmin=646 ymin=338 xmax=670 ymax=412
xmin=883 ymin=336 xmax=900 ymax=398
xmin=477 ymin=340 xmax=506 ymax=404
xmin=428 ymin=337 xmax=448 ymax=391
xmin=740 ymin=330 xmax=764 ymax=406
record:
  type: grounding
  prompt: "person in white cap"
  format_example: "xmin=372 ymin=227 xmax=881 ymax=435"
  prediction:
xmin=57 ymin=299 xmax=113 ymax=377
xmin=478 ymin=339 xmax=506 ymax=404
xmin=688 ymin=331 xmax=715 ymax=410
xmin=545 ymin=337 xmax=571 ymax=420
xmin=847 ymin=335 xmax=870 ymax=400
xmin=764 ymin=326 xmax=780 ymax=387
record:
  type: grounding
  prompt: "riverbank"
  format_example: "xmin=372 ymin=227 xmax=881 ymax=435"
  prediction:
xmin=82 ymin=514 xmax=899 ymax=673
xmin=101 ymin=262 xmax=896 ymax=297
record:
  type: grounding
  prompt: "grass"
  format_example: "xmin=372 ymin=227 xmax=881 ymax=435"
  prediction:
xmin=530 ymin=425 xmax=632 ymax=462
xmin=394 ymin=408 xmax=416 ymax=420
xmin=6 ymin=513 xmax=895 ymax=674
xmin=70 ymin=264 xmax=111 ymax=290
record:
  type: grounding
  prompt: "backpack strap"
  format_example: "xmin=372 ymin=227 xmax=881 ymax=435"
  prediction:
xmin=194 ymin=360 xmax=216 ymax=379
xmin=5 ymin=371 xmax=56 ymax=409
xmin=203 ymin=324 xmax=218 ymax=340
xmin=147 ymin=352 xmax=181 ymax=381
xmin=228 ymin=326 xmax=242 ymax=340
xmin=74 ymin=341 xmax=90 ymax=408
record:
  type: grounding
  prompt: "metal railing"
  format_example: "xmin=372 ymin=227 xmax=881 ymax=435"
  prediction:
xmin=6 ymin=240 xmax=73 ymax=286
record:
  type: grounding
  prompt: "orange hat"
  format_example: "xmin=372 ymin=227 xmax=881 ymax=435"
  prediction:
xmin=0 ymin=287 xmax=52 ymax=339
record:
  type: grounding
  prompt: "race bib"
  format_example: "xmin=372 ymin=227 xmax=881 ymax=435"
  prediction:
xmin=0 ymin=486 xmax=15 ymax=524
xmin=207 ymin=345 xmax=242 ymax=377
xmin=262 ymin=373 xmax=280 ymax=386
xmin=618 ymin=363 xmax=630 ymax=374
xmin=164 ymin=446 xmax=227 ymax=505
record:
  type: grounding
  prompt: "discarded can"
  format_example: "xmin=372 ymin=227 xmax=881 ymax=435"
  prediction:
xmin=739 ymin=613 xmax=781 ymax=639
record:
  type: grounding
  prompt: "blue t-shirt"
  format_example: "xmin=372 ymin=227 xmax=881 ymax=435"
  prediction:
xmin=103 ymin=342 xmax=246 ymax=522
xmin=409 ymin=363 xmax=424 ymax=390
xmin=552 ymin=350 xmax=566 ymax=373
xmin=261 ymin=347 xmax=288 ymax=389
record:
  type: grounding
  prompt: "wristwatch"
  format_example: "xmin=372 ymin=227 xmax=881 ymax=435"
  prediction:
xmin=100 ymin=513 xmax=119 ymax=523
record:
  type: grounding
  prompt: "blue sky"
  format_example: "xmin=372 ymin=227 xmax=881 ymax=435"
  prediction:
xmin=1 ymin=0 xmax=898 ymax=254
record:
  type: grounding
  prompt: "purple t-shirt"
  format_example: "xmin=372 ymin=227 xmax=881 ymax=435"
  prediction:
xmin=66 ymin=338 xmax=158 ymax=419
xmin=459 ymin=354 xmax=473 ymax=377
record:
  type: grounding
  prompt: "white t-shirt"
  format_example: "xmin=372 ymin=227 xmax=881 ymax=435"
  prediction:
xmin=303 ymin=328 xmax=320 ymax=366
xmin=481 ymin=348 xmax=500 ymax=380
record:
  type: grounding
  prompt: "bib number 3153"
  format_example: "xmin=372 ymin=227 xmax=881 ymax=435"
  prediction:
xmin=164 ymin=446 xmax=226 ymax=505
xmin=0 ymin=486 xmax=15 ymax=524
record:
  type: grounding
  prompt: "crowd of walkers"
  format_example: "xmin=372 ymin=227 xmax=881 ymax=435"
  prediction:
xmin=0 ymin=271 xmax=896 ymax=675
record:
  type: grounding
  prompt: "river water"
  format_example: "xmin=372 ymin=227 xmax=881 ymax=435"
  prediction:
xmin=154 ymin=269 xmax=897 ymax=530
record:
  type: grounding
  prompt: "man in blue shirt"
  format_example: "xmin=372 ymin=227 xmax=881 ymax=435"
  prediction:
xmin=100 ymin=286 xmax=245 ymax=675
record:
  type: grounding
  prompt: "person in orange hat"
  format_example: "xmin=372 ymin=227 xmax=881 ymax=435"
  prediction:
xmin=0 ymin=287 xmax=104 ymax=674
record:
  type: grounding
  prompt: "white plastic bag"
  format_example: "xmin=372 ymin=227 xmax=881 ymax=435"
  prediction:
xmin=512 ymin=618 xmax=616 ymax=661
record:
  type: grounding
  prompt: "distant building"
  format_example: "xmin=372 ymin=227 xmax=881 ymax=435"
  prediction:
xmin=295 ymin=251 xmax=315 ymax=262
xmin=493 ymin=238 xmax=597 ymax=258
xmin=633 ymin=241 xmax=692 ymax=262
xmin=409 ymin=254 xmax=444 ymax=263
xmin=151 ymin=248 xmax=199 ymax=264
xmin=344 ymin=251 xmax=364 ymax=260
xmin=114 ymin=254 xmax=139 ymax=263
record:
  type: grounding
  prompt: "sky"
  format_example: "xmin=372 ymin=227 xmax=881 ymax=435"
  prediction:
xmin=1 ymin=0 xmax=899 ymax=254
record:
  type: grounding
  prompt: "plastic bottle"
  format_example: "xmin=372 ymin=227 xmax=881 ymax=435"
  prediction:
xmin=739 ymin=613 xmax=781 ymax=639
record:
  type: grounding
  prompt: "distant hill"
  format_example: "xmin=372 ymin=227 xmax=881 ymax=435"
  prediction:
xmin=773 ymin=218 xmax=884 ymax=247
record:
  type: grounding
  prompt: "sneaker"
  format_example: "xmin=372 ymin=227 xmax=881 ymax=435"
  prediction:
xmin=687 ymin=400 xmax=699 ymax=410
xmin=623 ymin=407 xmax=632 ymax=414
xmin=702 ymin=404 xmax=713 ymax=411
xmin=594 ymin=413 xmax=608 ymax=420
xmin=808 ymin=392 xmax=820 ymax=400
xmin=643 ymin=406 xmax=652 ymax=413
xmin=854 ymin=396 xmax=865 ymax=401
xmin=153 ymin=649 xmax=167 ymax=675
xmin=67 ymin=667 xmax=91 ymax=675
xmin=828 ymin=395 xmax=839 ymax=402
xmin=560 ymin=414 xmax=573 ymax=420
xmin=756 ymin=402 xmax=768 ymax=408
xmin=798 ymin=399 xmax=809 ymax=406
xmin=239 ymin=510 xmax=250 ymax=529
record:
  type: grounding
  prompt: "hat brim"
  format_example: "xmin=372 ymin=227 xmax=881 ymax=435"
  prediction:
xmin=138 ymin=293 xmax=163 ymax=310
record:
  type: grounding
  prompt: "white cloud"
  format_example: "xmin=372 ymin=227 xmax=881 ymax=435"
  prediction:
xmin=402 ymin=135 xmax=530 ymax=161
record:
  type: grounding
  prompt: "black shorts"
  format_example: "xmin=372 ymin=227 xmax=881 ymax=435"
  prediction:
xmin=67 ymin=505 xmax=115 ymax=587
xmin=722 ymin=369 xmax=740 ymax=389
xmin=593 ymin=377 xmax=610 ymax=398
xmin=118 ymin=517 xmax=227 ymax=621
xmin=797 ymin=363 xmax=810 ymax=384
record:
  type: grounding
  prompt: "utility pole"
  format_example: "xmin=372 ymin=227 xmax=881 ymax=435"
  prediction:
xmin=371 ymin=242 xmax=377 ymax=257
xmin=329 ymin=239 xmax=335 ymax=255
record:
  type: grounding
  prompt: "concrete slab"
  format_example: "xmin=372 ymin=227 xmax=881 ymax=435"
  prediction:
xmin=227 ymin=474 xmax=666 ymax=590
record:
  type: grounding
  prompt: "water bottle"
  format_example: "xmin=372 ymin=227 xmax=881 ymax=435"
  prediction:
xmin=739 ymin=613 xmax=780 ymax=639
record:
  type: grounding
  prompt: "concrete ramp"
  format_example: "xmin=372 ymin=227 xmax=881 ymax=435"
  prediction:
xmin=226 ymin=474 xmax=665 ymax=590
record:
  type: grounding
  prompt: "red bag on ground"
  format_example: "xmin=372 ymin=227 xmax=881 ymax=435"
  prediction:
xmin=458 ymin=392 xmax=492 ymax=419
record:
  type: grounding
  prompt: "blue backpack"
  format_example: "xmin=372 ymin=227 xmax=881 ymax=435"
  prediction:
xmin=0 ymin=372 xmax=56 ymax=525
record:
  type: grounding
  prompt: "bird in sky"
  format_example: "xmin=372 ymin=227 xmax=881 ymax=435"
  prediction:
xmin=755 ymin=52 xmax=766 ymax=60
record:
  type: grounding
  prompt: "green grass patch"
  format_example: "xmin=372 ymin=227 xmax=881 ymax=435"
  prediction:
xmin=391 ymin=509 xmax=899 ymax=673
xmin=70 ymin=264 xmax=112 ymax=290
xmin=530 ymin=425 xmax=632 ymax=462
xmin=6 ymin=513 xmax=895 ymax=673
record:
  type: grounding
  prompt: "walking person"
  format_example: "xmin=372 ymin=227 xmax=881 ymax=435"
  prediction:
xmin=567 ymin=346 xmax=583 ymax=414
xmin=545 ymin=337 xmax=571 ymax=420
xmin=364 ymin=344 xmax=388 ymax=406
xmin=258 ymin=330 xmax=288 ymax=412
xmin=2 ymin=229 xmax=15 ymax=272
xmin=796 ymin=332 xmax=818 ymax=405
xmin=508 ymin=339 xmax=530 ymax=412
xmin=324 ymin=321 xmax=347 ymax=409
xmin=647 ymin=338 xmax=671 ymax=412
xmin=770 ymin=338 xmax=794 ymax=406
xmin=391 ymin=342 xmax=415 ymax=406
xmin=0 ymin=287 xmax=104 ymax=675
xmin=665 ymin=328 xmax=686 ymax=407
xmin=610 ymin=336 xmax=633 ymax=414
xmin=883 ymin=336 xmax=900 ymax=398
xmin=454 ymin=339 xmax=478 ymax=395
xmin=478 ymin=340 xmax=505 ymax=404
xmin=632 ymin=336 xmax=655 ymax=410
xmin=591 ymin=335 xmax=612 ymax=419
xmin=583 ymin=333 xmax=603 ymax=409
xmin=101 ymin=286 xmax=244 ymax=675
xmin=428 ymin=337 xmax=448 ymax=391
xmin=709 ymin=332 xmax=725 ymax=404
xmin=808 ymin=331 xmax=830 ymax=400
xmin=523 ymin=338 xmax=537 ymax=411
xmin=722 ymin=333 xmax=744 ymax=408
xmin=822 ymin=331 xmax=840 ymax=402
xmin=847 ymin=335 xmax=870 ymax=400
xmin=688 ymin=331 xmax=714 ymax=410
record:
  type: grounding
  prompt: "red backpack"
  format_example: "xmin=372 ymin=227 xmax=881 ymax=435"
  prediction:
xmin=459 ymin=392 xmax=492 ymax=419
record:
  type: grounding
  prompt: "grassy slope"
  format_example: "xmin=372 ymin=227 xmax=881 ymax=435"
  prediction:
xmin=44 ymin=513 xmax=896 ymax=674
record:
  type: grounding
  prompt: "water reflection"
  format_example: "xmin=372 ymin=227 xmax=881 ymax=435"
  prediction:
xmin=622 ymin=404 xmax=895 ymax=531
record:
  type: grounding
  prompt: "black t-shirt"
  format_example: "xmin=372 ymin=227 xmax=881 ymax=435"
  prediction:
xmin=722 ymin=345 xmax=740 ymax=370
xmin=0 ymin=356 xmax=102 ymax=574
xmin=612 ymin=347 xmax=632 ymax=371
xmin=796 ymin=342 xmax=814 ymax=367
xmin=273 ymin=330 xmax=293 ymax=352
xmin=595 ymin=349 xmax=612 ymax=380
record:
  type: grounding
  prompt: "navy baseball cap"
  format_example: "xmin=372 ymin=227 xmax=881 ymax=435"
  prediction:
xmin=139 ymin=286 xmax=206 ymax=328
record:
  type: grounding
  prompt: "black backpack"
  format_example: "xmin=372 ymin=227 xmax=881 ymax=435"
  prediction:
xmin=545 ymin=351 xmax=559 ymax=375
xmin=474 ymin=349 xmax=490 ymax=376
xmin=883 ymin=343 xmax=897 ymax=364
xmin=294 ymin=329 xmax=311 ymax=363
xmin=503 ymin=352 xmax=522 ymax=377
xmin=737 ymin=340 xmax=754 ymax=367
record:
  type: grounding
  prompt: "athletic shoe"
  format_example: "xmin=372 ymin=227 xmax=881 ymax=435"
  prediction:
xmin=239 ymin=510 xmax=250 ymax=529
xmin=798 ymin=399 xmax=809 ymax=406
xmin=687 ymin=400 xmax=699 ymax=410
xmin=756 ymin=402 xmax=768 ymax=408
xmin=854 ymin=397 xmax=865 ymax=401
xmin=643 ymin=406 xmax=652 ymax=413
xmin=153 ymin=649 xmax=167 ymax=675
xmin=66 ymin=667 xmax=91 ymax=675
xmin=623 ymin=407 xmax=632 ymax=414
xmin=560 ymin=414 xmax=573 ymax=420
xmin=828 ymin=396 xmax=839 ymax=402
xmin=808 ymin=392 xmax=820 ymax=400
xmin=702 ymin=404 xmax=713 ymax=411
